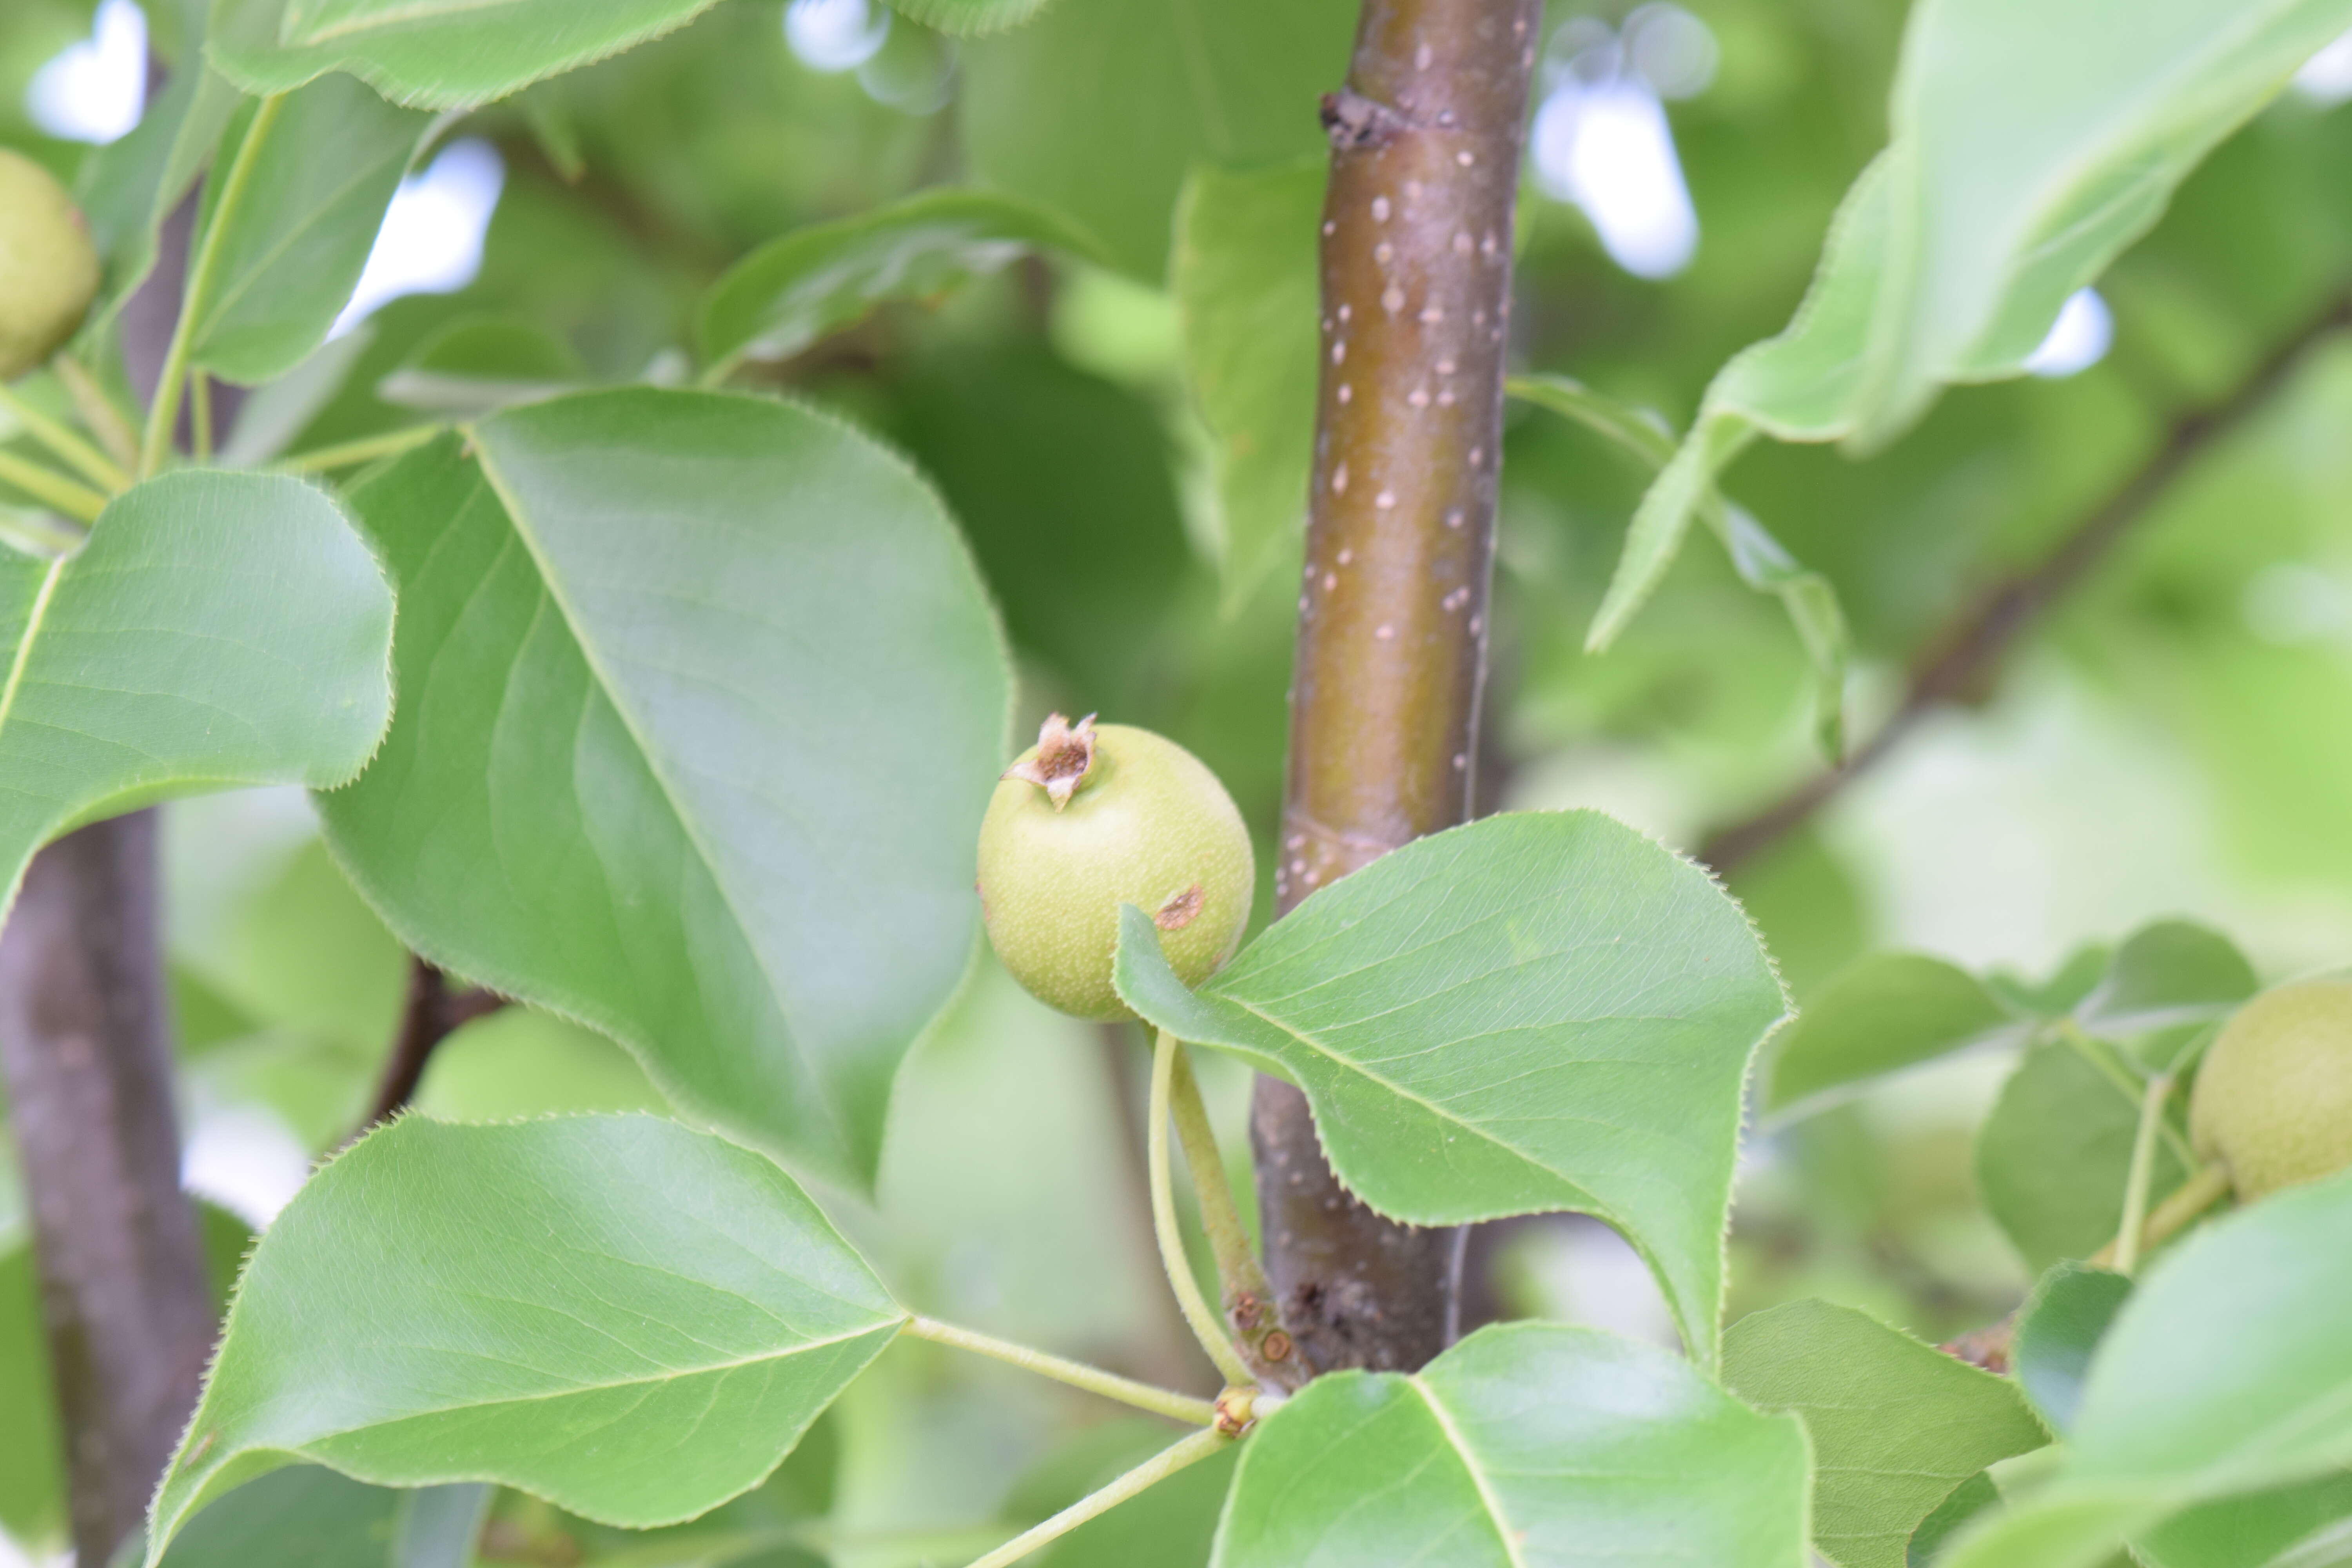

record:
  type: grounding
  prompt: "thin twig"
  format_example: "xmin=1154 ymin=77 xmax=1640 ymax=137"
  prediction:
xmin=1149 ymin=1031 xmax=1257 ymax=1388
xmin=0 ymin=382 xmax=130 ymax=492
xmin=352 ymin=955 xmax=506 ymax=1136
xmin=1701 ymin=291 xmax=2352 ymax=875
xmin=903 ymin=1316 xmax=1218 ymax=1427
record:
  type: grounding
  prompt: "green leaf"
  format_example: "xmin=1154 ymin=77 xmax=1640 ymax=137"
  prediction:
xmin=158 ymin=1466 xmax=491 ymax=1568
xmin=1912 ymin=1474 xmax=2000 ymax=1567
xmin=699 ymin=188 xmax=1100 ymax=374
xmin=218 ymin=327 xmax=379 ymax=466
xmin=0 ymin=470 xmax=393 ymax=918
xmin=1991 ymin=946 xmax=2116 ymax=1020
xmin=0 ymin=1243 xmax=62 ymax=1547
xmin=1977 ymin=1039 xmax=2190 ymax=1273
xmin=1590 ymin=0 xmax=2352 ymax=648
xmin=2011 ymin=1264 xmax=2132 ymax=1436
xmin=145 ymin=1114 xmax=905 ymax=1565
xmin=318 ymin=390 xmax=1009 ymax=1188
xmin=2136 ymin=1476 xmax=2352 ymax=1568
xmin=186 ymin=75 xmax=430 ymax=385
xmin=886 ymin=344 xmax=1188 ymax=701
xmin=1938 ymin=1172 xmax=2352 ymax=1568
xmin=1508 ymin=374 xmax=1849 ymax=753
xmin=1722 ymin=1299 xmax=2047 ymax=1568
xmin=961 ymin=0 xmax=1354 ymax=280
xmin=376 ymin=316 xmax=590 ymax=417
xmin=1172 ymin=159 xmax=1322 ymax=611
xmin=207 ymin=0 xmax=727 ymax=110
xmin=2266 ymin=1511 xmax=2352 ymax=1568
xmin=1761 ymin=952 xmax=2019 ymax=1121
xmin=1214 ymin=1320 xmax=1811 ymax=1568
xmin=205 ymin=836 xmax=408 ymax=1056
xmin=885 ymin=0 xmax=1051 ymax=37
xmin=2072 ymin=920 xmax=2256 ymax=1041
xmin=395 ymin=1477 xmax=496 ymax=1568
xmin=74 ymin=19 xmax=241 ymax=328
xmin=550 ymin=1409 xmax=840 ymax=1566
xmin=1115 ymin=811 xmax=1789 ymax=1365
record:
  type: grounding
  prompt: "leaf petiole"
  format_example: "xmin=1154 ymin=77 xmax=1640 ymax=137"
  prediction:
xmin=0 ymin=450 xmax=107 ymax=524
xmin=902 ymin=1315 xmax=1218 ymax=1427
xmin=142 ymin=94 xmax=286 ymax=479
xmin=276 ymin=423 xmax=447 ymax=475
xmin=50 ymin=358 xmax=139 ymax=471
xmin=1149 ymin=1030 xmax=1259 ymax=1388
xmin=2112 ymin=1072 xmax=2174 ymax=1274
xmin=959 ymin=1425 xmax=1233 ymax=1568
xmin=0 ymin=382 xmax=129 ymax=493
xmin=2090 ymin=1161 xmax=2233 ymax=1270
xmin=2055 ymin=1019 xmax=2198 ymax=1169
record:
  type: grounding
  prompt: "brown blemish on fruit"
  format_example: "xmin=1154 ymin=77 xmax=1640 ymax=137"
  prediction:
xmin=1002 ymin=712 xmax=1098 ymax=809
xmin=1261 ymin=1330 xmax=1294 ymax=1363
xmin=1155 ymin=884 xmax=1205 ymax=931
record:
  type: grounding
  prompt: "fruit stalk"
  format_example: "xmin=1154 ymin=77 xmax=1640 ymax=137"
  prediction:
xmin=1149 ymin=1032 xmax=1259 ymax=1388
xmin=1165 ymin=1037 xmax=1301 ymax=1387
xmin=1256 ymin=0 xmax=1541 ymax=1373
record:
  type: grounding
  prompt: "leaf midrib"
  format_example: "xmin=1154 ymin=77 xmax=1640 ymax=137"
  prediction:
xmin=192 ymin=109 xmax=417 ymax=354
xmin=1221 ymin=989 xmax=1550 ymax=1168
xmin=1218 ymin=985 xmax=1691 ymax=1187
xmin=290 ymin=0 xmax=535 ymax=47
xmin=1404 ymin=1377 xmax=1529 ymax=1568
xmin=290 ymin=1316 xmax=904 ymax=1439
xmin=467 ymin=440 xmax=856 ymax=1158
xmin=0 ymin=557 xmax=68 ymax=759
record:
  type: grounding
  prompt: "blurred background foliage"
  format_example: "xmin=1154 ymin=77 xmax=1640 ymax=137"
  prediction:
xmin=9 ymin=0 xmax=2352 ymax=1561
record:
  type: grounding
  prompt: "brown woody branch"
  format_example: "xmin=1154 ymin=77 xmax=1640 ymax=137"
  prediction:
xmin=1700 ymin=291 xmax=2352 ymax=877
xmin=0 ymin=173 xmax=243 ymax=1566
xmin=0 ymin=815 xmax=216 ymax=1567
xmin=354 ymin=955 xmax=508 ymax=1135
xmin=1253 ymin=0 xmax=1543 ymax=1375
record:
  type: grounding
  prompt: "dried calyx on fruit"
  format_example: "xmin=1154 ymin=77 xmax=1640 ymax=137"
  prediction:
xmin=978 ymin=713 xmax=1254 ymax=1020
xmin=0 ymin=149 xmax=100 ymax=382
xmin=2190 ymin=978 xmax=2352 ymax=1201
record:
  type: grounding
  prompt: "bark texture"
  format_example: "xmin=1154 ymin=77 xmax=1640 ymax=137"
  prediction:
xmin=1253 ymin=0 xmax=1542 ymax=1375
xmin=0 ymin=815 xmax=214 ymax=1566
xmin=0 ymin=165 xmax=225 ymax=1565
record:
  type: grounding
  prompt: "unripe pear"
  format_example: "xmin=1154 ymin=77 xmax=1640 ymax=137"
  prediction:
xmin=2189 ymin=978 xmax=2352 ymax=1201
xmin=978 ymin=714 xmax=1254 ymax=1020
xmin=0 ymin=149 xmax=100 ymax=382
